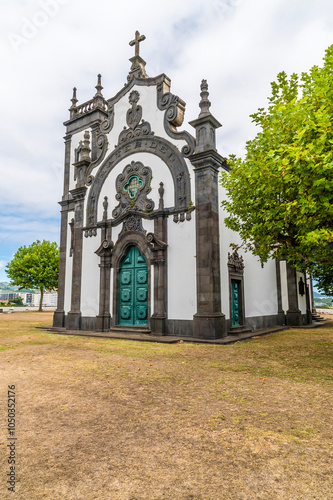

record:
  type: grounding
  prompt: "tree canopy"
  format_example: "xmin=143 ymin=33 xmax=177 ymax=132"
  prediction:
xmin=5 ymin=240 xmax=59 ymax=311
xmin=220 ymin=45 xmax=333 ymax=295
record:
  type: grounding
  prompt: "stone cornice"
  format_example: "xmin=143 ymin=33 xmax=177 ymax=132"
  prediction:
xmin=189 ymin=149 xmax=228 ymax=171
xmin=69 ymin=186 xmax=87 ymax=201
xmin=189 ymin=113 xmax=222 ymax=130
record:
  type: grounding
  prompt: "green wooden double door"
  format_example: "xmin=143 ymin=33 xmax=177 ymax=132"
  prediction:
xmin=118 ymin=246 xmax=148 ymax=326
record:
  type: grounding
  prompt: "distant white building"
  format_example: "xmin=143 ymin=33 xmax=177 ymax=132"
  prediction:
xmin=18 ymin=293 xmax=33 ymax=305
xmin=33 ymin=292 xmax=58 ymax=307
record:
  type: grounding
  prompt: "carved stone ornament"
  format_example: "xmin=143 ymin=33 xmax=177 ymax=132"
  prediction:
xmin=112 ymin=161 xmax=154 ymax=219
xmin=156 ymin=82 xmax=195 ymax=157
xmin=84 ymin=74 xmax=195 ymax=181
xmin=84 ymin=228 xmax=97 ymax=238
xmin=85 ymin=134 xmax=192 ymax=228
xmin=228 ymin=250 xmax=245 ymax=273
xmin=119 ymin=215 xmax=145 ymax=237
xmin=95 ymin=239 xmax=114 ymax=257
xmin=118 ymin=90 xmax=153 ymax=146
xmin=146 ymin=232 xmax=167 ymax=251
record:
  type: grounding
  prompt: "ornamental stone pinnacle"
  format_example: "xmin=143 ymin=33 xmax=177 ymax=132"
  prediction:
xmin=70 ymin=87 xmax=78 ymax=107
xmin=95 ymin=74 xmax=103 ymax=95
xmin=80 ymin=130 xmax=91 ymax=161
xmin=189 ymin=79 xmax=222 ymax=153
xmin=199 ymin=79 xmax=211 ymax=117
xmin=69 ymin=87 xmax=78 ymax=118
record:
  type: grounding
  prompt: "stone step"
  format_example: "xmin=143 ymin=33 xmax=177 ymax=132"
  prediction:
xmin=228 ymin=326 xmax=252 ymax=335
xmin=109 ymin=326 xmax=152 ymax=335
xmin=312 ymin=314 xmax=328 ymax=322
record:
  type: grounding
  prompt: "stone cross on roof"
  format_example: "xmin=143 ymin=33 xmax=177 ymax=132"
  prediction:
xmin=129 ymin=31 xmax=146 ymax=57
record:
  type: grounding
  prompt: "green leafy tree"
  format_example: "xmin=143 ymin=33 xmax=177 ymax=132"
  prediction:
xmin=9 ymin=297 xmax=24 ymax=306
xmin=5 ymin=240 xmax=59 ymax=311
xmin=220 ymin=45 xmax=333 ymax=295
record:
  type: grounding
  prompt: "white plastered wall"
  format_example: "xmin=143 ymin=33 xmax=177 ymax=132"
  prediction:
xmin=64 ymin=211 xmax=74 ymax=314
xmin=280 ymin=260 xmax=288 ymax=313
xmin=244 ymin=258 xmax=277 ymax=318
xmin=81 ymin=229 xmax=101 ymax=317
xmin=167 ymin=214 xmax=196 ymax=320
xmin=219 ymin=183 xmax=278 ymax=320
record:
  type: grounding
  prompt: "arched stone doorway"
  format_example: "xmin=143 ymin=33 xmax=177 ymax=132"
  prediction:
xmin=118 ymin=245 xmax=148 ymax=327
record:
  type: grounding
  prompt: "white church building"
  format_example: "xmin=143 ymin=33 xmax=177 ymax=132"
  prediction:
xmin=53 ymin=32 xmax=313 ymax=339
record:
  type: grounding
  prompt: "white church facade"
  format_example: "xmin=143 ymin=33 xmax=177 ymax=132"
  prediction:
xmin=53 ymin=32 xmax=313 ymax=339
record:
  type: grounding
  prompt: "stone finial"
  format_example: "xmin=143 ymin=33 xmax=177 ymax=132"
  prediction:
xmin=69 ymin=87 xmax=78 ymax=118
xmin=95 ymin=74 xmax=103 ymax=95
xmin=128 ymin=30 xmax=148 ymax=81
xmin=159 ymin=182 xmax=164 ymax=210
xmin=103 ymin=196 xmax=108 ymax=221
xmin=70 ymin=87 xmax=78 ymax=107
xmin=199 ymin=79 xmax=211 ymax=117
xmin=80 ymin=130 xmax=91 ymax=161
xmin=189 ymin=79 xmax=222 ymax=153
xmin=129 ymin=31 xmax=146 ymax=57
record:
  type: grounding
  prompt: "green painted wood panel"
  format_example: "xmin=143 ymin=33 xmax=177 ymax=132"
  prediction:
xmin=119 ymin=246 xmax=148 ymax=326
xmin=231 ymin=279 xmax=240 ymax=326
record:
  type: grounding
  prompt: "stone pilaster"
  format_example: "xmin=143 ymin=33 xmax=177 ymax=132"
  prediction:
xmin=189 ymin=80 xmax=226 ymax=339
xmin=53 ymin=205 xmax=69 ymax=327
xmin=63 ymin=134 xmax=72 ymax=196
xmin=304 ymin=274 xmax=312 ymax=324
xmin=95 ymin=230 xmax=113 ymax=332
xmin=286 ymin=261 xmax=303 ymax=326
xmin=150 ymin=215 xmax=168 ymax=335
xmin=53 ymin=134 xmax=72 ymax=327
xmin=309 ymin=276 xmax=316 ymax=314
xmin=190 ymin=151 xmax=226 ymax=339
xmin=67 ymin=186 xmax=87 ymax=330
xmin=275 ymin=259 xmax=286 ymax=325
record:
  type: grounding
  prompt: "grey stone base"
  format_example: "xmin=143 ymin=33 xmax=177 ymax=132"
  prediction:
xmin=286 ymin=310 xmax=303 ymax=326
xmin=277 ymin=312 xmax=286 ymax=325
xmin=66 ymin=311 xmax=81 ymax=330
xmin=193 ymin=313 xmax=226 ymax=339
xmin=166 ymin=319 xmax=193 ymax=337
xmin=53 ymin=310 xmax=65 ymax=328
xmin=244 ymin=314 xmax=282 ymax=331
xmin=96 ymin=314 xmax=111 ymax=332
xmin=57 ymin=313 xmax=310 ymax=337
xmin=46 ymin=324 xmax=289 ymax=344
xmin=151 ymin=316 xmax=167 ymax=336
xmin=81 ymin=316 xmax=98 ymax=331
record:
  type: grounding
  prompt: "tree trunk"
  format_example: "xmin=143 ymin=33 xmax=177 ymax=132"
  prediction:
xmin=39 ymin=288 xmax=44 ymax=312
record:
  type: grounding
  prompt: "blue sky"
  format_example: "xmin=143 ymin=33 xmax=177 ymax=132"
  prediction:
xmin=1 ymin=0 xmax=333 ymax=281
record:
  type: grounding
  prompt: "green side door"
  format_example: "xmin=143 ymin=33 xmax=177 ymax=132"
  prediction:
xmin=119 ymin=246 xmax=148 ymax=326
xmin=231 ymin=279 xmax=240 ymax=327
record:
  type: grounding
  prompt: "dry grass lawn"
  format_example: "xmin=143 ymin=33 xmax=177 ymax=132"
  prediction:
xmin=0 ymin=312 xmax=332 ymax=499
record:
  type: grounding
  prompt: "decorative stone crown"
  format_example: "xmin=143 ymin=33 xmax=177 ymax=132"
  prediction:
xmin=228 ymin=250 xmax=245 ymax=272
